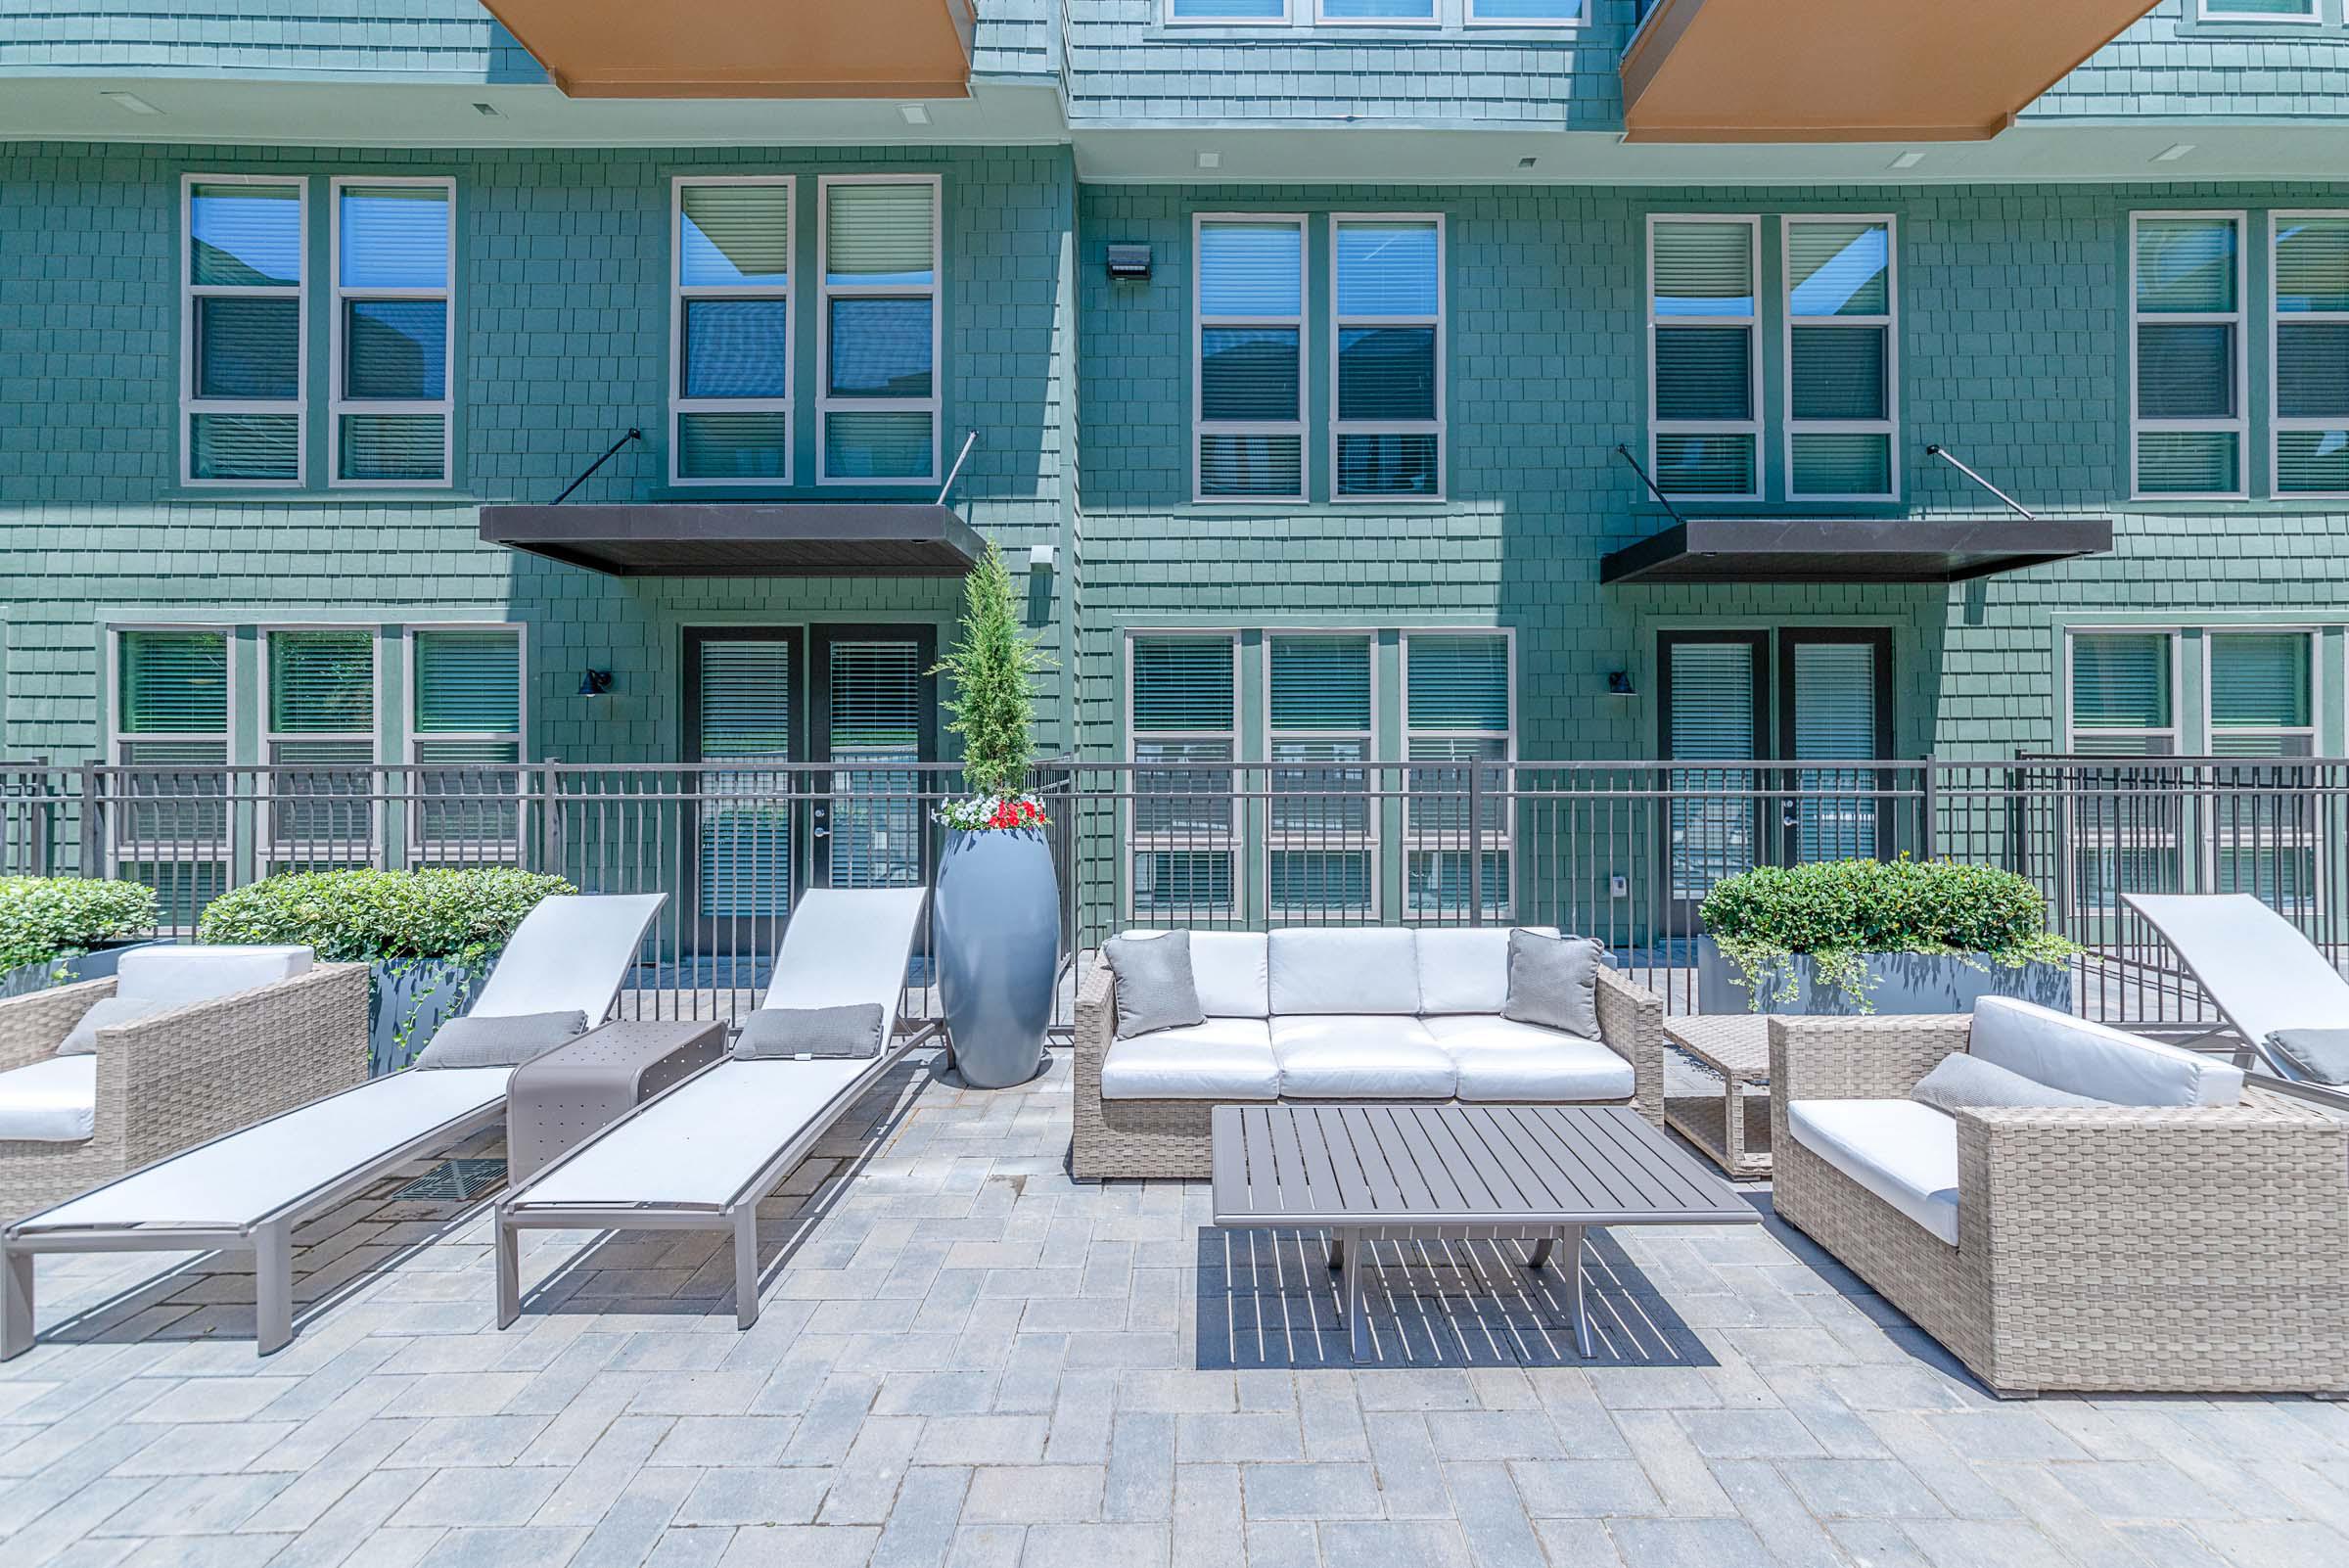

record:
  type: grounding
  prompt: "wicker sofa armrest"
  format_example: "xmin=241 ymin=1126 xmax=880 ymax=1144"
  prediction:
xmin=1769 ymin=1013 xmax=1972 ymax=1104
xmin=1073 ymin=957 xmax=1118 ymax=1111
xmin=0 ymin=978 xmax=115 ymax=1075
xmin=1593 ymin=965 xmax=1664 ymax=1126
xmin=91 ymin=962 xmax=371 ymax=1168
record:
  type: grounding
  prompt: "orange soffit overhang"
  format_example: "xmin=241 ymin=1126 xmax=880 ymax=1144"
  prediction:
xmin=482 ymin=0 xmax=978 ymax=99
xmin=1620 ymin=0 xmax=2161 ymax=143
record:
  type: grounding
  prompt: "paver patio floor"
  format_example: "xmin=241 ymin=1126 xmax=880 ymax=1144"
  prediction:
xmin=5 ymin=1046 xmax=2348 ymax=1567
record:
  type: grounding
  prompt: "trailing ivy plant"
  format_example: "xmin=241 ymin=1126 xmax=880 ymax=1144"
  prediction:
xmin=931 ymin=540 xmax=1055 ymax=828
xmin=1698 ymin=857 xmax=2079 ymax=1013
xmin=0 ymin=876 xmax=159 ymax=982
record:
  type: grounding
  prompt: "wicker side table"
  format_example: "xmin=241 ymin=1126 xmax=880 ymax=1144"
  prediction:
xmin=506 ymin=1018 xmax=729 ymax=1181
xmin=1662 ymin=1014 xmax=1773 ymax=1178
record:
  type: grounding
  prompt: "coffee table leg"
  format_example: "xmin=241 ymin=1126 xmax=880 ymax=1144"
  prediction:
xmin=1337 ymin=1227 xmax=1365 ymax=1361
xmin=1327 ymin=1233 xmax=1344 ymax=1271
xmin=1558 ymin=1225 xmax=1590 ymax=1357
xmin=1526 ymin=1235 xmax=1554 ymax=1270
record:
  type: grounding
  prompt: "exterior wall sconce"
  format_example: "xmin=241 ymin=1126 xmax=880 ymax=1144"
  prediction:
xmin=577 ymin=669 xmax=614 ymax=696
xmin=1106 ymin=244 xmax=1152 ymax=281
xmin=1607 ymin=670 xmax=1635 ymax=696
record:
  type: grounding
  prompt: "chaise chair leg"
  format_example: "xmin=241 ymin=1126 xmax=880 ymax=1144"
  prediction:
xmin=733 ymin=1208 xmax=761 ymax=1330
xmin=2 ymin=1242 xmax=33 ymax=1361
xmin=494 ymin=1214 xmax=521 ymax=1330
xmin=253 ymin=1220 xmax=295 ymax=1357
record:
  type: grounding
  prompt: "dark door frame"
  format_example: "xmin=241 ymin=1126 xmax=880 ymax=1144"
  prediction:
xmin=1775 ymin=626 xmax=1898 ymax=863
xmin=806 ymin=623 xmax=940 ymax=890
xmin=1656 ymin=630 xmax=1772 ymax=937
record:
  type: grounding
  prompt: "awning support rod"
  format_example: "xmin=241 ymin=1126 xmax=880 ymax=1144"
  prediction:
xmin=938 ymin=430 xmax=980 ymax=507
xmin=552 ymin=428 xmax=643 ymax=505
xmin=1614 ymin=443 xmax=1687 ymax=527
xmin=1925 ymin=443 xmax=2036 ymax=523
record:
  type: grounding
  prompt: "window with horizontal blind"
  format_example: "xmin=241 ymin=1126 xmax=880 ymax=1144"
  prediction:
xmin=116 ymin=629 xmax=229 ymax=757
xmin=1785 ymin=217 xmax=1897 ymax=499
xmin=333 ymin=179 xmax=454 ymax=485
xmin=1468 ymin=0 xmax=1586 ymax=22
xmin=673 ymin=178 xmax=793 ymax=484
xmin=2066 ymin=631 xmax=2178 ymax=755
xmin=1267 ymin=634 xmax=1374 ymax=918
xmin=819 ymin=176 xmax=940 ymax=483
xmin=1662 ymin=634 xmax=1765 ymax=902
xmin=410 ymin=626 xmax=523 ymax=861
xmin=1403 ymin=631 xmax=1512 ymax=919
xmin=2207 ymin=630 xmax=2319 ymax=910
xmin=184 ymin=177 xmax=305 ymax=484
xmin=113 ymin=629 xmax=232 ymax=909
xmin=2208 ymin=631 xmax=2315 ymax=758
xmin=1165 ymin=0 xmax=1289 ymax=20
xmin=265 ymin=629 xmax=376 ymax=863
xmin=1316 ymin=0 xmax=1435 ymax=23
xmin=2198 ymin=0 xmax=2318 ymax=18
xmin=1784 ymin=633 xmax=1886 ymax=862
xmin=1649 ymin=216 xmax=1761 ymax=499
xmin=1333 ymin=216 xmax=1443 ymax=499
xmin=1129 ymin=634 xmax=1238 ymax=918
xmin=2133 ymin=212 xmax=2244 ymax=497
xmin=2273 ymin=211 xmax=2349 ymax=496
xmin=1196 ymin=216 xmax=1307 ymax=500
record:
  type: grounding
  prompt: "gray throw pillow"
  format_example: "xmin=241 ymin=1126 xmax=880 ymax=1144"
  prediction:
xmin=57 ymin=993 xmax=176 ymax=1056
xmin=1102 ymin=932 xmax=1206 ymax=1039
xmin=735 ymin=1004 xmax=890 ymax=1061
xmin=1501 ymin=929 xmax=1603 ymax=1040
xmin=2265 ymin=1029 xmax=2349 ymax=1086
xmin=1911 ymin=1051 xmax=2108 ymax=1114
xmin=412 ymin=1009 xmax=589 ymax=1070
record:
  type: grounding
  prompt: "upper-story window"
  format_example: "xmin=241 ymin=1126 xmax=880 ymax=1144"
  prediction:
xmin=1169 ymin=0 xmax=1290 ymax=21
xmin=1649 ymin=216 xmax=1761 ymax=498
xmin=2274 ymin=212 xmax=2349 ymax=496
xmin=183 ymin=177 xmax=305 ymax=486
xmin=332 ymin=180 xmax=454 ymax=486
xmin=1164 ymin=0 xmax=1586 ymax=23
xmin=1785 ymin=217 xmax=1897 ymax=501
xmin=672 ymin=178 xmax=794 ymax=484
xmin=819 ymin=176 xmax=942 ymax=484
xmin=1333 ymin=215 xmax=1444 ymax=499
xmin=2131 ymin=213 xmax=2245 ymax=499
xmin=1196 ymin=215 xmax=1307 ymax=500
xmin=2197 ymin=0 xmax=2320 ymax=20
xmin=1316 ymin=0 xmax=1436 ymax=23
xmin=1466 ymin=0 xmax=1582 ymax=20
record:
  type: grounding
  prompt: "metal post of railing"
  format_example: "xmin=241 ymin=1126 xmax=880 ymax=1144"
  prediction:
xmin=1467 ymin=762 xmax=1484 ymax=927
xmin=1919 ymin=762 xmax=1938 ymax=862
xmin=77 ymin=760 xmax=102 ymax=880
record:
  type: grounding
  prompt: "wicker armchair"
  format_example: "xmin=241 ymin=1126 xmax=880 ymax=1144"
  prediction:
xmin=1073 ymin=959 xmax=1663 ymax=1182
xmin=1769 ymin=1013 xmax=2349 ymax=1399
xmin=0 ymin=964 xmax=370 ymax=1220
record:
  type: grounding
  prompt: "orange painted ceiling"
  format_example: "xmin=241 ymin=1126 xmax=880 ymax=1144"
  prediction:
xmin=482 ymin=0 xmax=977 ymax=100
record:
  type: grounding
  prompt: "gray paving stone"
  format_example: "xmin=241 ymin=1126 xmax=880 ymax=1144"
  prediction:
xmin=1240 ymin=1520 xmax=1318 ymax=1568
xmin=389 ymin=1466 xmax=569 ymax=1529
xmin=870 ymin=1464 xmax=971 ymax=1568
xmin=716 ymin=1523 xmax=882 ymax=1567
xmin=1901 ymin=1517 xmax=2091 ymax=1568
xmin=675 ymin=1467 xmax=836 ymax=1528
xmin=961 ymin=1466 xmax=1105 ymax=1525
xmin=1175 ymin=1413 xmax=1302 ymax=1465
xmin=1508 ymin=1459 xmax=1664 ymax=1518
xmin=1021 ymin=1522 xmax=1172 ymax=1568
xmin=1604 ymin=1516 xmax=1778 ymax=1567
xmin=1363 ymin=1413 xmax=1451 ymax=1520
xmin=1442 ymin=1460 xmax=1544 ymax=1568
xmin=1170 ymin=1464 xmax=1245 ymax=1568
xmin=1238 ymin=1462 xmax=1382 ymax=1520
xmin=1105 ymin=1412 xmax=1177 ymax=1521
xmin=823 ymin=1416 xmax=926 ymax=1526
xmin=416 ymin=1525 xmax=592 ymax=1567
xmin=1776 ymin=1458 xmax=1952 ymax=1521
xmin=1316 ymin=1520 xmax=1472 ymax=1568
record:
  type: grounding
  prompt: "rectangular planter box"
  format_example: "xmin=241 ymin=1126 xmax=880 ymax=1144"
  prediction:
xmin=1696 ymin=935 xmax=2073 ymax=1016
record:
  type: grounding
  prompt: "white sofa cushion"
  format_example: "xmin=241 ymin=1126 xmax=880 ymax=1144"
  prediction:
xmin=1269 ymin=929 xmax=1420 ymax=1016
xmin=1787 ymin=1099 xmax=1960 ymax=1246
xmin=0 ymin=1054 xmax=98 ymax=1143
xmin=1970 ymin=996 xmax=2243 ymax=1108
xmin=115 ymin=944 xmax=312 ymax=1008
xmin=1414 ymin=927 xmax=1558 ymax=1015
xmin=1422 ymin=1015 xmax=1635 ymax=1103
xmin=1100 ymin=1018 xmax=1280 ymax=1101
xmin=1270 ymin=1015 xmax=1455 ymax=1098
xmin=1124 ymin=931 xmax=1268 ymax=1019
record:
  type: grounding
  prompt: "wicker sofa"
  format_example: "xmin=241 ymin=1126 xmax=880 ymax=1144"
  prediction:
xmin=1073 ymin=926 xmax=1663 ymax=1181
xmin=0 ymin=947 xmax=369 ymax=1220
xmin=1771 ymin=999 xmax=2349 ymax=1399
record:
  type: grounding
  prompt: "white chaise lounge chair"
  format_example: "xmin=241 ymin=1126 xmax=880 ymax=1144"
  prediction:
xmin=2 ymin=893 xmax=665 ymax=1359
xmin=2123 ymin=892 xmax=2349 ymax=1084
xmin=494 ymin=887 xmax=929 ymax=1332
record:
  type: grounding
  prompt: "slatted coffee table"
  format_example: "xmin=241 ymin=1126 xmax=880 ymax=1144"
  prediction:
xmin=1210 ymin=1104 xmax=1757 ymax=1360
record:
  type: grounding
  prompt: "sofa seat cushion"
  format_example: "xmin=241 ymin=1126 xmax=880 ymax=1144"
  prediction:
xmin=1970 ymin=996 xmax=2243 ymax=1107
xmin=1422 ymin=1015 xmax=1635 ymax=1103
xmin=1787 ymin=1099 xmax=1960 ymax=1247
xmin=0 ymin=1054 xmax=98 ymax=1143
xmin=1269 ymin=929 xmax=1421 ymax=1016
xmin=1270 ymin=1015 xmax=1455 ymax=1099
xmin=1100 ymin=1017 xmax=1280 ymax=1101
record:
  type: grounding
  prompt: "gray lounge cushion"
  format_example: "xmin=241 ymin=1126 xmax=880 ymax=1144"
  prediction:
xmin=1911 ymin=1051 xmax=2107 ymax=1115
xmin=413 ymin=1009 xmax=589 ymax=1070
xmin=1502 ymin=929 xmax=1603 ymax=1041
xmin=1103 ymin=932 xmax=1207 ymax=1039
xmin=2265 ymin=1028 xmax=2349 ymax=1086
xmin=734 ymin=1003 xmax=890 ymax=1061
xmin=57 ymin=993 xmax=177 ymax=1056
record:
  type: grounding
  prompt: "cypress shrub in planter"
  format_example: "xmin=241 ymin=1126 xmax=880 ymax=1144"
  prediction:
xmin=1696 ymin=858 xmax=2078 ymax=1015
xmin=0 ymin=876 xmax=161 ymax=997
xmin=196 ymin=866 xmax=576 ymax=1073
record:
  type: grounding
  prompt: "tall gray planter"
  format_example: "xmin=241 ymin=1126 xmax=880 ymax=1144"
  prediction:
xmin=934 ymin=827 xmax=1058 ymax=1088
xmin=371 ymin=953 xmax=497 ymax=1075
xmin=1696 ymin=935 xmax=2072 ymax=1016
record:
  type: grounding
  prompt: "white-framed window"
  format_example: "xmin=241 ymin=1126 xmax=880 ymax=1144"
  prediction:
xmin=1648 ymin=214 xmax=1761 ymax=499
xmin=2272 ymin=211 xmax=2349 ymax=497
xmin=330 ymin=177 xmax=455 ymax=486
xmin=182 ymin=175 xmax=306 ymax=486
xmin=1402 ymin=630 xmax=1514 ymax=920
xmin=671 ymin=176 xmax=794 ymax=485
xmin=1266 ymin=633 xmax=1377 ymax=920
xmin=1163 ymin=0 xmax=1291 ymax=23
xmin=1314 ymin=0 xmax=1436 ymax=24
xmin=2207 ymin=629 xmax=2318 ymax=759
xmin=1331 ymin=214 xmax=1444 ymax=499
xmin=1195 ymin=213 xmax=1307 ymax=501
xmin=2131 ymin=211 xmax=2246 ymax=499
xmin=2061 ymin=627 xmax=2184 ymax=915
xmin=1128 ymin=633 xmax=1240 ymax=920
xmin=262 ymin=627 xmax=378 ymax=867
xmin=817 ymin=174 xmax=941 ymax=484
xmin=109 ymin=626 xmax=234 ymax=925
xmin=1466 ymin=0 xmax=1585 ymax=22
xmin=2065 ymin=630 xmax=2181 ymax=757
xmin=407 ymin=625 xmax=526 ymax=863
xmin=2205 ymin=628 xmax=2321 ymax=910
xmin=2197 ymin=0 xmax=2320 ymax=21
xmin=1783 ymin=215 xmax=1898 ymax=501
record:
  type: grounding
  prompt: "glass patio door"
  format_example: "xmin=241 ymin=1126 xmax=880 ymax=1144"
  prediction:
xmin=685 ymin=628 xmax=803 ymax=946
xmin=1778 ymin=629 xmax=1893 ymax=864
xmin=1659 ymin=632 xmax=1769 ymax=936
xmin=810 ymin=626 xmax=936 ymax=891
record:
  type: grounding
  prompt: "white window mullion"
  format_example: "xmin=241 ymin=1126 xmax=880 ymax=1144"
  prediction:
xmin=182 ymin=175 xmax=306 ymax=486
xmin=672 ymin=176 xmax=794 ymax=485
xmin=1648 ymin=214 xmax=1762 ymax=500
xmin=2132 ymin=210 xmax=2247 ymax=500
xmin=817 ymin=174 xmax=942 ymax=485
xmin=331 ymin=177 xmax=455 ymax=488
xmin=1196 ymin=213 xmax=1307 ymax=502
xmin=1331 ymin=213 xmax=1444 ymax=501
xmin=1783 ymin=214 xmax=1898 ymax=502
xmin=2271 ymin=209 xmax=2349 ymax=498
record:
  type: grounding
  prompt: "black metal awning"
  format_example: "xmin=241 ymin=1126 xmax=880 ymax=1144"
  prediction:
xmin=1598 ymin=515 xmax=2113 ymax=586
xmin=478 ymin=502 xmax=985 ymax=578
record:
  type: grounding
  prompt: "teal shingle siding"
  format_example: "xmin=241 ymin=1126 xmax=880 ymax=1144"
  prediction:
xmin=0 ymin=2 xmax=546 ymax=81
xmin=2030 ymin=1 xmax=2349 ymax=123
xmin=0 ymin=142 xmax=1078 ymax=763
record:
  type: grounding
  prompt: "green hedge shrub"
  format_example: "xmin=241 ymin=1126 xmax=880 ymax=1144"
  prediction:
xmin=0 ymin=876 xmax=160 ymax=976
xmin=1699 ymin=857 xmax=2077 ymax=1011
xmin=195 ymin=867 xmax=576 ymax=964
